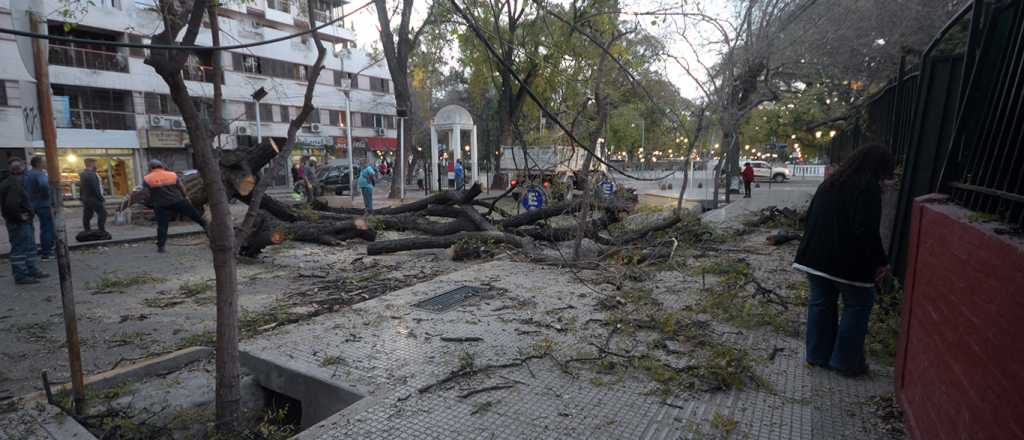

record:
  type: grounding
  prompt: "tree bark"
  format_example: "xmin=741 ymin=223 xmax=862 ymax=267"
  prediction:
xmin=146 ymin=0 xmax=240 ymax=431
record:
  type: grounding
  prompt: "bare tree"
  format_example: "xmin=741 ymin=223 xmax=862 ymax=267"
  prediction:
xmin=143 ymin=0 xmax=328 ymax=431
xmin=375 ymin=0 xmax=438 ymax=198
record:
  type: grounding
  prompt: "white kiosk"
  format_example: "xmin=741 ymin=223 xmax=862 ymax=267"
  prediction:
xmin=429 ymin=105 xmax=477 ymax=191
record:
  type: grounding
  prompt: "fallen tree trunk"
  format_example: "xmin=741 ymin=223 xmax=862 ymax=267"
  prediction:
xmin=240 ymin=214 xmax=375 ymax=256
xmin=366 ymin=231 xmax=526 ymax=256
xmin=592 ymin=213 xmax=682 ymax=246
xmin=371 ymin=214 xmax=478 ymax=236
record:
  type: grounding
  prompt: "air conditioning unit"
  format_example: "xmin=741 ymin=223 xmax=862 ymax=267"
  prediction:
xmin=247 ymin=19 xmax=263 ymax=29
xmin=169 ymin=119 xmax=187 ymax=130
xmin=236 ymin=125 xmax=250 ymax=135
xmin=375 ymin=127 xmax=386 ymax=136
xmin=148 ymin=115 xmax=165 ymax=127
xmin=309 ymin=123 xmax=322 ymax=133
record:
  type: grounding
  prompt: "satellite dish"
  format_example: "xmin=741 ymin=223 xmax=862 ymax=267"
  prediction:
xmin=11 ymin=0 xmax=46 ymax=80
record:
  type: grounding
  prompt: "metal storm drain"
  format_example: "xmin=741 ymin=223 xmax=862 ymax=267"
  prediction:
xmin=412 ymin=286 xmax=482 ymax=313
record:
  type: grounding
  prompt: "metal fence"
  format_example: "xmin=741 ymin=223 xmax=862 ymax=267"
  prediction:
xmin=829 ymin=0 xmax=1024 ymax=278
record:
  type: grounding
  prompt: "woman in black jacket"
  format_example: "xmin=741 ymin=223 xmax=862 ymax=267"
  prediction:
xmin=793 ymin=144 xmax=894 ymax=377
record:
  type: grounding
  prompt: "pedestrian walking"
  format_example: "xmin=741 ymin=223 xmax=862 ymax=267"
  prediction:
xmin=303 ymin=158 xmax=319 ymax=202
xmin=454 ymin=159 xmax=465 ymax=191
xmin=793 ymin=144 xmax=894 ymax=378
xmin=143 ymin=160 xmax=207 ymax=253
xmin=80 ymin=158 xmax=107 ymax=233
xmin=23 ymin=156 xmax=54 ymax=260
xmin=357 ymin=164 xmax=378 ymax=215
xmin=0 ymin=157 xmax=49 ymax=284
xmin=741 ymin=162 xmax=755 ymax=198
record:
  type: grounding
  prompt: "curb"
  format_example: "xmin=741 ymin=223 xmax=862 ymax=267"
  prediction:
xmin=0 ymin=230 xmax=206 ymax=259
xmin=20 ymin=347 xmax=214 ymax=404
xmin=7 ymin=347 xmax=213 ymax=440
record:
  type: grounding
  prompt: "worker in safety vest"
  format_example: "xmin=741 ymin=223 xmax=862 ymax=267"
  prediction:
xmin=143 ymin=160 xmax=207 ymax=253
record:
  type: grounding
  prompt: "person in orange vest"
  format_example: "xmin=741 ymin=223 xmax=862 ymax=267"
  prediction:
xmin=143 ymin=160 xmax=207 ymax=253
xmin=741 ymin=162 xmax=755 ymax=198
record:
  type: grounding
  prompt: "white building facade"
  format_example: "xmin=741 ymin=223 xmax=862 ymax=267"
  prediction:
xmin=0 ymin=0 xmax=397 ymax=199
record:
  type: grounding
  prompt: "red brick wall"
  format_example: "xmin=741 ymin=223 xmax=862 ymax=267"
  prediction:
xmin=896 ymin=194 xmax=1024 ymax=440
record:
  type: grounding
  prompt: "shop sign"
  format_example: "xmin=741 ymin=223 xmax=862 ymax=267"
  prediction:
xmin=147 ymin=129 xmax=189 ymax=148
xmin=334 ymin=136 xmax=347 ymax=146
xmin=296 ymin=135 xmax=330 ymax=146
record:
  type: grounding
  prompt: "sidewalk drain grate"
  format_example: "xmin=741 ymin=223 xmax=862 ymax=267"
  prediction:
xmin=412 ymin=286 xmax=481 ymax=313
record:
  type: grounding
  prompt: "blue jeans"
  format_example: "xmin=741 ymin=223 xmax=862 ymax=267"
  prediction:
xmin=805 ymin=273 xmax=875 ymax=373
xmin=35 ymin=206 xmax=54 ymax=258
xmin=7 ymin=222 xmax=41 ymax=282
xmin=361 ymin=187 xmax=373 ymax=214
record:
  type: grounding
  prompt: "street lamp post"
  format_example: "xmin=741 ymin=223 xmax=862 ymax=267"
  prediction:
xmin=251 ymin=87 xmax=267 ymax=144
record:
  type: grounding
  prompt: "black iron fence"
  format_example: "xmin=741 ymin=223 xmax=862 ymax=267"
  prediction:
xmin=829 ymin=1 xmax=1024 ymax=278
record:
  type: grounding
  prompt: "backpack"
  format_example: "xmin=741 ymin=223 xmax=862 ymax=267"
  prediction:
xmin=76 ymin=229 xmax=112 ymax=242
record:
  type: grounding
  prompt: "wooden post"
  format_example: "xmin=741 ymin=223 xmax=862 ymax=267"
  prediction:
xmin=30 ymin=14 xmax=85 ymax=413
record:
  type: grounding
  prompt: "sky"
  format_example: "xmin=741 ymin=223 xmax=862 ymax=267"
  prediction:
xmin=345 ymin=0 xmax=728 ymax=100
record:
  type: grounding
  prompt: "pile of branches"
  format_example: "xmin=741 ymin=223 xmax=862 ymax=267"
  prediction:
xmin=179 ymin=140 xmax=689 ymax=260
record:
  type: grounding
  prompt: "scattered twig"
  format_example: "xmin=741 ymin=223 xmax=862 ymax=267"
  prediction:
xmin=418 ymin=355 xmax=545 ymax=394
xmin=440 ymin=336 xmax=484 ymax=342
xmin=458 ymin=383 xmax=516 ymax=398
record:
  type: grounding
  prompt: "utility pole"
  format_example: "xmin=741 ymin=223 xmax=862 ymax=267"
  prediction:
xmin=396 ymin=105 xmax=408 ymax=201
xmin=30 ymin=14 xmax=84 ymax=412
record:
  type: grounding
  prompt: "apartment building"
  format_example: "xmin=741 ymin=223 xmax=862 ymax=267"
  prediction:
xmin=0 ymin=0 xmax=397 ymax=199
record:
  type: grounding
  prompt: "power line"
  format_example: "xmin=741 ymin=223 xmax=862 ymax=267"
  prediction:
xmin=0 ymin=0 xmax=373 ymax=51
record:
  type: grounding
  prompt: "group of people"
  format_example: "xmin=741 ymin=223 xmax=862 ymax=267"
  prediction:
xmin=0 ymin=156 xmax=107 ymax=284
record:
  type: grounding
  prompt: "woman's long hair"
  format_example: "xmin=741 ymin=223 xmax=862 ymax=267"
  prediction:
xmin=822 ymin=144 xmax=895 ymax=191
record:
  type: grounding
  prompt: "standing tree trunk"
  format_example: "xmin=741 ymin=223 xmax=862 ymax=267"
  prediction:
xmin=676 ymin=105 xmax=706 ymax=213
xmin=375 ymin=0 xmax=435 ymax=199
xmin=146 ymin=0 xmax=240 ymax=432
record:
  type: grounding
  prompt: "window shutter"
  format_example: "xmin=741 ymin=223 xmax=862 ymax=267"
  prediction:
xmin=280 ymin=106 xmax=290 ymax=122
xmin=245 ymin=102 xmax=256 ymax=121
xmin=232 ymin=53 xmax=244 ymax=71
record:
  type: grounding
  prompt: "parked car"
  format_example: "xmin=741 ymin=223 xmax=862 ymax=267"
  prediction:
xmin=747 ymin=160 xmax=790 ymax=182
xmin=294 ymin=163 xmax=361 ymax=196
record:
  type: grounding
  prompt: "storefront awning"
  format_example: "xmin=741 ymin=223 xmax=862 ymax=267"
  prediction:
xmin=357 ymin=137 xmax=399 ymax=151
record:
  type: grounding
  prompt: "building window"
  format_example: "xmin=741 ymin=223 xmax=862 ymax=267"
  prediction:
xmin=257 ymin=103 xmax=273 ymax=122
xmin=279 ymin=105 xmax=290 ymax=122
xmin=307 ymin=108 xmax=320 ymax=124
xmin=233 ymin=53 xmax=261 ymax=74
xmin=144 ymin=93 xmax=180 ymax=115
xmin=127 ymin=34 xmax=146 ymax=58
xmin=267 ymin=0 xmax=287 ymax=11
xmin=245 ymin=102 xmax=256 ymax=121
xmin=360 ymin=112 xmax=374 ymax=128
xmin=329 ymin=110 xmax=348 ymax=127
xmin=369 ymin=77 xmax=389 ymax=94
xmin=0 ymin=81 xmax=7 ymax=106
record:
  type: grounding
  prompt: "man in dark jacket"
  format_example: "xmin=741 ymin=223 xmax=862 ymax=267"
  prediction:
xmin=143 ymin=160 xmax=207 ymax=253
xmin=0 ymin=157 xmax=49 ymax=284
xmin=23 ymin=156 xmax=54 ymax=260
xmin=79 ymin=158 xmax=107 ymax=232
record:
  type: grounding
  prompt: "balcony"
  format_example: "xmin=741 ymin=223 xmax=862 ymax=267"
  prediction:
xmin=69 ymin=109 xmax=136 ymax=130
xmin=49 ymin=45 xmax=128 ymax=73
